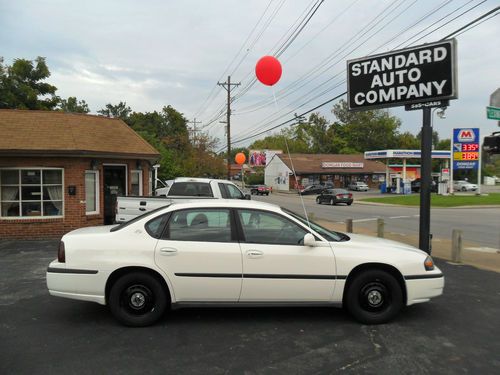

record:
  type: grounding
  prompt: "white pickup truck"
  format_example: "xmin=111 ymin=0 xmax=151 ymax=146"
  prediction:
xmin=115 ymin=177 xmax=250 ymax=223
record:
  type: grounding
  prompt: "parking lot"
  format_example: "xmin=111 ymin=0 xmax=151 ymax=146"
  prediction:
xmin=1 ymin=240 xmax=499 ymax=374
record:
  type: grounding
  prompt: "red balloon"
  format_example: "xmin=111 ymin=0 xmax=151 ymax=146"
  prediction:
xmin=255 ymin=56 xmax=282 ymax=86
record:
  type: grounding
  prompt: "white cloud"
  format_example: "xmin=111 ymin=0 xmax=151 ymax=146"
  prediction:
xmin=1 ymin=0 xmax=498 ymax=145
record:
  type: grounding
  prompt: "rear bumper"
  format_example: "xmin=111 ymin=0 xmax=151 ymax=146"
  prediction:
xmin=46 ymin=261 xmax=107 ymax=305
xmin=405 ymin=274 xmax=444 ymax=306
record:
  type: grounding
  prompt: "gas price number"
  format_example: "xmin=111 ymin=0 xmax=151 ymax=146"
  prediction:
xmin=461 ymin=143 xmax=479 ymax=151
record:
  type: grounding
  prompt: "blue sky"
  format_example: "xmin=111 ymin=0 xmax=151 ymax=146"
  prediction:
xmin=1 ymin=0 xmax=498 ymax=149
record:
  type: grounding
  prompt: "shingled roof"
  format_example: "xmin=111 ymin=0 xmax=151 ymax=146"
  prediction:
xmin=275 ymin=153 xmax=387 ymax=174
xmin=0 ymin=110 xmax=160 ymax=160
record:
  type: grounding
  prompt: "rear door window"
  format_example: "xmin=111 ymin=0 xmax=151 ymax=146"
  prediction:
xmin=225 ymin=184 xmax=244 ymax=199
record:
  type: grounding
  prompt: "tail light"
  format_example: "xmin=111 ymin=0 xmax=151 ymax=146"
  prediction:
xmin=336 ymin=194 xmax=342 ymax=199
xmin=58 ymin=241 xmax=66 ymax=263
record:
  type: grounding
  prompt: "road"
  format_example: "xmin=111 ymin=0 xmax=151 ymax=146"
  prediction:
xmin=1 ymin=240 xmax=499 ymax=374
xmin=252 ymin=191 xmax=500 ymax=250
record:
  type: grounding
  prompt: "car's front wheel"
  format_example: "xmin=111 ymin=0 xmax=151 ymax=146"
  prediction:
xmin=345 ymin=269 xmax=403 ymax=324
xmin=109 ymin=272 xmax=168 ymax=327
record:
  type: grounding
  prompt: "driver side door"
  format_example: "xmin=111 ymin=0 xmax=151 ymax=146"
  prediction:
xmin=236 ymin=209 xmax=335 ymax=302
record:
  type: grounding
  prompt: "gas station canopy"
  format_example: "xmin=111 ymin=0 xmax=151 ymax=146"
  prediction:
xmin=364 ymin=150 xmax=451 ymax=159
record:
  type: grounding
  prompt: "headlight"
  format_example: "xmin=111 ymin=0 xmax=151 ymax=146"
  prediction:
xmin=424 ymin=256 xmax=434 ymax=271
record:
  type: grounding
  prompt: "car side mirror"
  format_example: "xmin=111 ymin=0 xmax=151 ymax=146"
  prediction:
xmin=303 ymin=233 xmax=316 ymax=247
xmin=244 ymin=194 xmax=251 ymax=200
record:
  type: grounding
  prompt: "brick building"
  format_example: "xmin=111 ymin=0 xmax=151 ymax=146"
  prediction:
xmin=0 ymin=110 xmax=160 ymax=239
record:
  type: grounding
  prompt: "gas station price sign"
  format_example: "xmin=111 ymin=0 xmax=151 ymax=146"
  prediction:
xmin=452 ymin=128 xmax=480 ymax=169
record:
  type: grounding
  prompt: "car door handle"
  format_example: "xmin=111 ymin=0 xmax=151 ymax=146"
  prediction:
xmin=160 ymin=247 xmax=178 ymax=255
xmin=246 ymin=250 xmax=263 ymax=258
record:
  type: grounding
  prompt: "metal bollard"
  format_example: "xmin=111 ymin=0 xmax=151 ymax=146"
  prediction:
xmin=377 ymin=218 xmax=384 ymax=238
xmin=346 ymin=218 xmax=353 ymax=233
xmin=451 ymin=229 xmax=463 ymax=263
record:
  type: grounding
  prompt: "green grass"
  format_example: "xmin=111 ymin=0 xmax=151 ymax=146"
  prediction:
xmin=360 ymin=193 xmax=500 ymax=207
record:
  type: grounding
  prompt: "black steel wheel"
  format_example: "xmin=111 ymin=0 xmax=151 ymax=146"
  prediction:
xmin=345 ymin=269 xmax=403 ymax=324
xmin=109 ymin=272 xmax=168 ymax=327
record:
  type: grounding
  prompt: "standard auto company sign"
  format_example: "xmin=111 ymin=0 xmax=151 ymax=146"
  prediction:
xmin=347 ymin=39 xmax=457 ymax=111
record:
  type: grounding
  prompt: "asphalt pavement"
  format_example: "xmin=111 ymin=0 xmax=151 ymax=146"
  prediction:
xmin=1 ymin=240 xmax=500 ymax=374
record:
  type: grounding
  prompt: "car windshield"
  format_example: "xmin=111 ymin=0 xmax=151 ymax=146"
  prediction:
xmin=110 ymin=204 xmax=171 ymax=232
xmin=283 ymin=208 xmax=349 ymax=242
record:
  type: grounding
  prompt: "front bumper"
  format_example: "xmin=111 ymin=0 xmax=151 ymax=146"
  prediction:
xmin=405 ymin=273 xmax=444 ymax=306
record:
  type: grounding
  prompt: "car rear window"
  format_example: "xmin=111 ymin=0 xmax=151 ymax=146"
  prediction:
xmin=168 ymin=182 xmax=213 ymax=197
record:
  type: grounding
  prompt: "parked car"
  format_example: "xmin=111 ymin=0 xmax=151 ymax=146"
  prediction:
xmin=47 ymin=200 xmax=443 ymax=327
xmin=299 ymin=184 xmax=324 ymax=195
xmin=348 ymin=181 xmax=369 ymax=191
xmin=316 ymin=188 xmax=353 ymax=205
xmin=411 ymin=178 xmax=437 ymax=193
xmin=453 ymin=180 xmax=478 ymax=192
xmin=249 ymin=184 xmax=271 ymax=196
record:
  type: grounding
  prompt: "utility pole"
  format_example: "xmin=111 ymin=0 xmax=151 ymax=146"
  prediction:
xmin=187 ymin=118 xmax=202 ymax=145
xmin=217 ymin=76 xmax=240 ymax=180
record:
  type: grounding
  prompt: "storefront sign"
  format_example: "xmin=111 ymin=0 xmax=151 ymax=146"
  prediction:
xmin=347 ymin=39 xmax=457 ymax=111
xmin=452 ymin=128 xmax=480 ymax=169
xmin=321 ymin=162 xmax=364 ymax=169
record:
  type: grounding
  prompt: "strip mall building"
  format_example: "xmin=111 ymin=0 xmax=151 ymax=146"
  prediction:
xmin=264 ymin=154 xmax=388 ymax=191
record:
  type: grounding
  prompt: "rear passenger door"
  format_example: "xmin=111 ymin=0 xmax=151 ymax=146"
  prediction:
xmin=154 ymin=208 xmax=243 ymax=302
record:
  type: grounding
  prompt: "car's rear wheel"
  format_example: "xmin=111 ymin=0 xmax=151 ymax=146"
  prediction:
xmin=461 ymin=187 xmax=466 ymax=191
xmin=316 ymin=197 xmax=321 ymax=204
xmin=109 ymin=272 xmax=168 ymax=327
xmin=345 ymin=269 xmax=403 ymax=324
xmin=330 ymin=198 xmax=335 ymax=205
xmin=347 ymin=202 xmax=352 ymax=206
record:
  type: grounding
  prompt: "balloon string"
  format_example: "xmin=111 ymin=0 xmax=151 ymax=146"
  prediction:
xmin=272 ymin=86 xmax=311 ymax=229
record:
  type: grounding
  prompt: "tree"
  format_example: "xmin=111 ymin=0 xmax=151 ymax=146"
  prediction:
xmin=58 ymin=96 xmax=90 ymax=113
xmin=331 ymin=100 xmax=401 ymax=152
xmin=0 ymin=56 xmax=58 ymax=110
xmin=97 ymin=101 xmax=131 ymax=120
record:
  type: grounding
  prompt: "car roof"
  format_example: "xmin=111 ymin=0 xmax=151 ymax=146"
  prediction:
xmin=164 ymin=199 xmax=281 ymax=212
xmin=174 ymin=177 xmax=236 ymax=184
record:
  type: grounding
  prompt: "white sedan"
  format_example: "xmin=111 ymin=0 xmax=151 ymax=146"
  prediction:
xmin=453 ymin=180 xmax=478 ymax=192
xmin=47 ymin=200 xmax=444 ymax=326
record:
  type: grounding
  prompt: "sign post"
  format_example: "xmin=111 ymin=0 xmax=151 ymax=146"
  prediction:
xmin=347 ymin=39 xmax=458 ymax=254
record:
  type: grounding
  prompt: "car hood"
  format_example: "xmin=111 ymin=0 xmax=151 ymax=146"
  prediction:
xmin=335 ymin=233 xmax=427 ymax=256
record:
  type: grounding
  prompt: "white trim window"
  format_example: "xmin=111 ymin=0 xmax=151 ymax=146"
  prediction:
xmin=0 ymin=168 xmax=63 ymax=218
xmin=131 ymin=170 xmax=143 ymax=196
xmin=85 ymin=170 xmax=99 ymax=214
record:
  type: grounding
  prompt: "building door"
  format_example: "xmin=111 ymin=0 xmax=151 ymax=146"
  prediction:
xmin=103 ymin=165 xmax=126 ymax=224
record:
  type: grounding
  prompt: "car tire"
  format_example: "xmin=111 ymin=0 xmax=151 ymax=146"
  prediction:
xmin=316 ymin=197 xmax=321 ymax=204
xmin=109 ymin=272 xmax=168 ymax=327
xmin=345 ymin=269 xmax=403 ymax=325
xmin=330 ymin=198 xmax=335 ymax=205
xmin=266 ymin=193 xmax=269 ymax=196
xmin=347 ymin=202 xmax=352 ymax=206
xmin=461 ymin=187 xmax=466 ymax=192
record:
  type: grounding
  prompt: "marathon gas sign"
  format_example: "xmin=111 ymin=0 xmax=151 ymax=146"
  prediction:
xmin=453 ymin=128 xmax=480 ymax=170
xmin=347 ymin=39 xmax=457 ymax=111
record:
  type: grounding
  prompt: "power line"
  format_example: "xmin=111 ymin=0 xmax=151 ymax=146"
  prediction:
xmin=222 ymin=5 xmax=498 ymax=151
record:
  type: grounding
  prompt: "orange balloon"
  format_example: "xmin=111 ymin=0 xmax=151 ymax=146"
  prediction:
xmin=235 ymin=152 xmax=246 ymax=165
